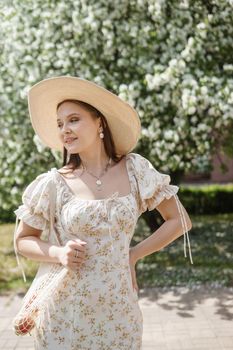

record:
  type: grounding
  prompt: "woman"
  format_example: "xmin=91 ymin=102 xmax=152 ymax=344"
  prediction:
xmin=13 ymin=76 xmax=193 ymax=349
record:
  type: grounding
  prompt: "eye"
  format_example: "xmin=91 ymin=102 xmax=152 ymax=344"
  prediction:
xmin=57 ymin=118 xmax=79 ymax=128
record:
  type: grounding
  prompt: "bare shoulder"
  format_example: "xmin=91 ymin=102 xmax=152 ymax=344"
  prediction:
xmin=57 ymin=165 xmax=76 ymax=178
xmin=57 ymin=165 xmax=85 ymax=179
xmin=57 ymin=165 xmax=71 ymax=173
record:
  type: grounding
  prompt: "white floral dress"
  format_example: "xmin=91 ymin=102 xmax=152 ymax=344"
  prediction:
xmin=13 ymin=152 xmax=193 ymax=350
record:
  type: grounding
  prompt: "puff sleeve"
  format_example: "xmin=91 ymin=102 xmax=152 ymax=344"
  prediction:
xmin=129 ymin=153 xmax=193 ymax=264
xmin=13 ymin=171 xmax=54 ymax=282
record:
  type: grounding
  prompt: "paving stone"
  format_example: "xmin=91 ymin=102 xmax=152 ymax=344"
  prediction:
xmin=0 ymin=285 xmax=232 ymax=349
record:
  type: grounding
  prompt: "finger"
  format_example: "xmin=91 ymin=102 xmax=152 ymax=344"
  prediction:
xmin=72 ymin=256 xmax=83 ymax=263
xmin=132 ymin=280 xmax=138 ymax=291
xmin=74 ymin=250 xmax=85 ymax=258
xmin=130 ymin=269 xmax=134 ymax=286
xmin=74 ymin=239 xmax=87 ymax=247
xmin=70 ymin=242 xmax=87 ymax=251
xmin=130 ymin=268 xmax=138 ymax=291
xmin=70 ymin=262 xmax=81 ymax=269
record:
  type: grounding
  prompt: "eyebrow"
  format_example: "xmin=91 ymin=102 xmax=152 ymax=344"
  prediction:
xmin=57 ymin=113 xmax=81 ymax=122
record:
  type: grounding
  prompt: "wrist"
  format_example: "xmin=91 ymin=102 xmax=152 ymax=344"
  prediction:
xmin=129 ymin=246 xmax=139 ymax=265
xmin=49 ymin=245 xmax=62 ymax=263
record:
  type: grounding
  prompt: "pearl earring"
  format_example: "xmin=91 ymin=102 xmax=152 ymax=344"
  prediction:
xmin=99 ymin=126 xmax=104 ymax=139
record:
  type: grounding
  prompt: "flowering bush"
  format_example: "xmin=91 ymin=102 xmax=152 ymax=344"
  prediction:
xmin=0 ymin=0 xmax=233 ymax=217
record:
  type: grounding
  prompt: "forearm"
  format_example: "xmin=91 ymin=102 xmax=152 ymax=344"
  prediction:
xmin=131 ymin=218 xmax=184 ymax=263
xmin=17 ymin=236 xmax=61 ymax=264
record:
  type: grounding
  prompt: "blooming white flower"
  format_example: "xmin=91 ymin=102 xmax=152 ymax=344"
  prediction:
xmin=187 ymin=106 xmax=196 ymax=115
xmin=0 ymin=0 xmax=232 ymax=193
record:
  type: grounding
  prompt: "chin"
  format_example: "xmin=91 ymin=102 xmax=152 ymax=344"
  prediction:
xmin=66 ymin=146 xmax=80 ymax=153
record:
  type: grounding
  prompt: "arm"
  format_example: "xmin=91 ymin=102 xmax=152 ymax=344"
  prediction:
xmin=130 ymin=195 xmax=192 ymax=264
xmin=15 ymin=220 xmax=87 ymax=270
xmin=15 ymin=220 xmax=62 ymax=263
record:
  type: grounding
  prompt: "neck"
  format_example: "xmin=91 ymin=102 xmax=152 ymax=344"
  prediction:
xmin=79 ymin=155 xmax=112 ymax=175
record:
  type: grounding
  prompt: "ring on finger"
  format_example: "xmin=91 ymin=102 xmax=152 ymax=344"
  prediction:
xmin=74 ymin=249 xmax=79 ymax=258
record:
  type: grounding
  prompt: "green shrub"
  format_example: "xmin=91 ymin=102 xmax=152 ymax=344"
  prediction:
xmin=180 ymin=184 xmax=233 ymax=214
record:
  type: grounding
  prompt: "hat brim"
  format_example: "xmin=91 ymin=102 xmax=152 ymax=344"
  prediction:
xmin=28 ymin=76 xmax=141 ymax=155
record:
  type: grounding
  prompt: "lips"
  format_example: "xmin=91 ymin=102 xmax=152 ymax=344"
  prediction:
xmin=64 ymin=138 xmax=78 ymax=143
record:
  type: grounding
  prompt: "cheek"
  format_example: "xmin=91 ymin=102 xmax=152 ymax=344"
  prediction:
xmin=83 ymin=124 xmax=98 ymax=137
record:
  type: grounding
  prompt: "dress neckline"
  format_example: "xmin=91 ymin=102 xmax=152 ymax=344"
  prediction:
xmin=54 ymin=153 xmax=134 ymax=202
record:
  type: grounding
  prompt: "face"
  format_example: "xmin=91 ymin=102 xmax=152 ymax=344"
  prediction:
xmin=56 ymin=101 xmax=101 ymax=154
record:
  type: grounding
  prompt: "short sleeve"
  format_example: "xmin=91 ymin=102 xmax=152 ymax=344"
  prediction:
xmin=128 ymin=152 xmax=179 ymax=214
xmin=14 ymin=172 xmax=53 ymax=231
xmin=128 ymin=152 xmax=193 ymax=265
xmin=13 ymin=171 xmax=54 ymax=282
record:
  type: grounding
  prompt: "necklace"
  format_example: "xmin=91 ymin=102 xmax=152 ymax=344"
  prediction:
xmin=81 ymin=157 xmax=112 ymax=191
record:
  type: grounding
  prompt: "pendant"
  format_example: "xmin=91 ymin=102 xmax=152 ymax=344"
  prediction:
xmin=96 ymin=179 xmax=101 ymax=185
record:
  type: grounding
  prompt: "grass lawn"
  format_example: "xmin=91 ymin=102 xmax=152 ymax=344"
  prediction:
xmin=135 ymin=213 xmax=233 ymax=289
xmin=0 ymin=213 xmax=232 ymax=295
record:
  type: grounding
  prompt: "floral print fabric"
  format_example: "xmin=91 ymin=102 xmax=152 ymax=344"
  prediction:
xmin=13 ymin=152 xmax=184 ymax=349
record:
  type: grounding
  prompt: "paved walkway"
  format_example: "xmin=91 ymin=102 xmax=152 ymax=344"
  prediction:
xmin=0 ymin=286 xmax=232 ymax=349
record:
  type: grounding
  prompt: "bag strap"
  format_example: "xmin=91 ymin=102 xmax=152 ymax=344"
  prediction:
xmin=13 ymin=169 xmax=58 ymax=283
xmin=48 ymin=169 xmax=60 ymax=245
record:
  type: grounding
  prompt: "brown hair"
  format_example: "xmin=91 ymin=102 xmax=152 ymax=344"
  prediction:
xmin=56 ymin=99 xmax=124 ymax=173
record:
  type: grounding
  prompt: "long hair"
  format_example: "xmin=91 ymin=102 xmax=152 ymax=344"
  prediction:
xmin=56 ymin=99 xmax=124 ymax=173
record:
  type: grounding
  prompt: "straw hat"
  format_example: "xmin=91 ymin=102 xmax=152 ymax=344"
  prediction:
xmin=27 ymin=76 xmax=141 ymax=155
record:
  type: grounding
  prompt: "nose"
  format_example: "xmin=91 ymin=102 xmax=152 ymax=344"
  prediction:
xmin=60 ymin=123 xmax=71 ymax=134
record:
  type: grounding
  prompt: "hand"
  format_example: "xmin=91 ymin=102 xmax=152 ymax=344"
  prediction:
xmin=57 ymin=239 xmax=87 ymax=271
xmin=129 ymin=247 xmax=139 ymax=293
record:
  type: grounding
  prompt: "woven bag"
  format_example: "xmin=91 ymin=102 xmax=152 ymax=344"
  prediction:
xmin=12 ymin=171 xmax=68 ymax=336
